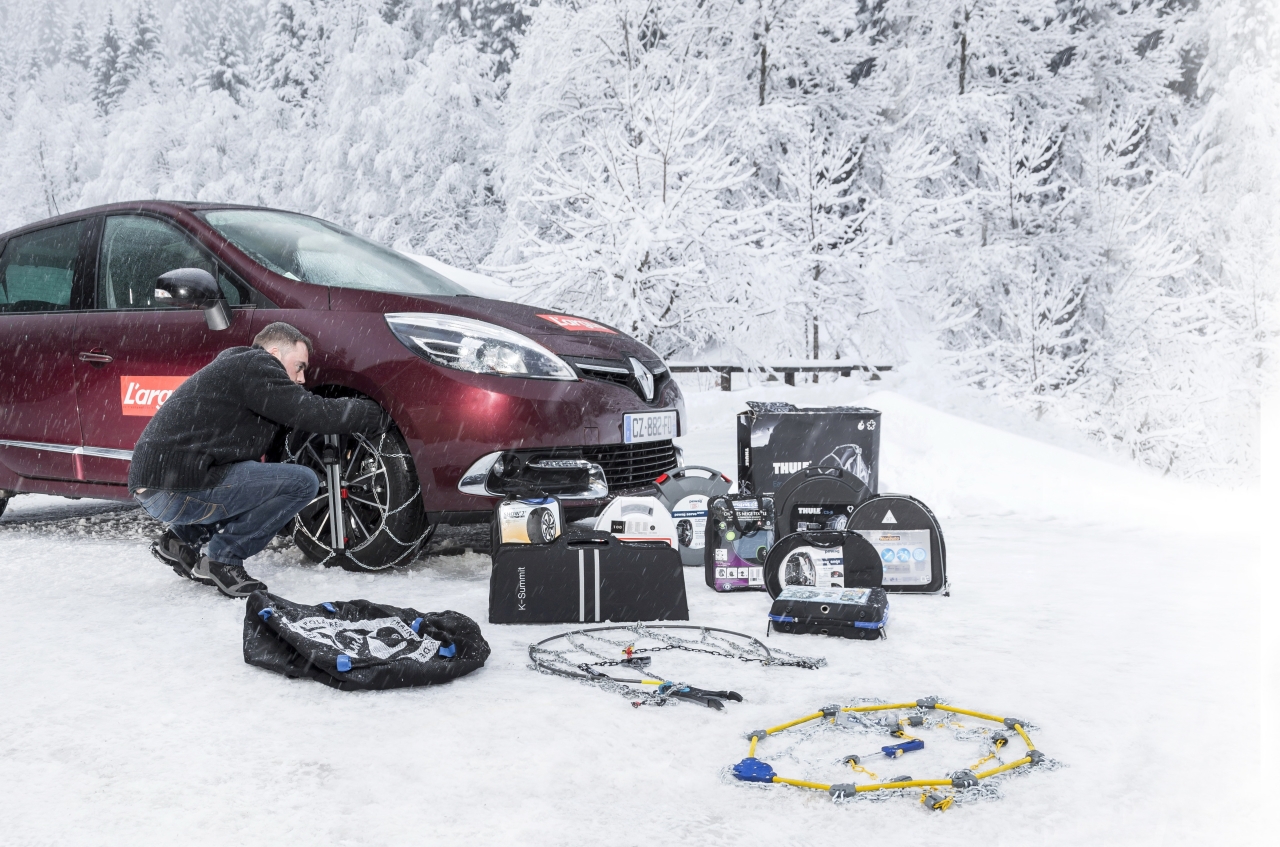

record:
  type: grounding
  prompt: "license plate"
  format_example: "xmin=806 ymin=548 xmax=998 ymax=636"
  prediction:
xmin=623 ymin=410 xmax=677 ymax=444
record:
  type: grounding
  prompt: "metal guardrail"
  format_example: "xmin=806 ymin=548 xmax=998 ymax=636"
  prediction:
xmin=666 ymin=363 xmax=893 ymax=391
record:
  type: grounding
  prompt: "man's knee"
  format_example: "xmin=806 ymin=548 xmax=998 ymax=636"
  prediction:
xmin=282 ymin=464 xmax=320 ymax=504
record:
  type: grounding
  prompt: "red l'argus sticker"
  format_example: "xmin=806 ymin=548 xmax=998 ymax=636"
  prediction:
xmin=537 ymin=314 xmax=616 ymax=333
xmin=120 ymin=376 xmax=188 ymax=416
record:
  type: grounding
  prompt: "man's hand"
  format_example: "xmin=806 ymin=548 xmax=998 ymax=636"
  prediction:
xmin=355 ymin=400 xmax=392 ymax=436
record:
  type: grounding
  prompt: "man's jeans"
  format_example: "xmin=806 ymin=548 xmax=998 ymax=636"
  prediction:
xmin=137 ymin=462 xmax=319 ymax=567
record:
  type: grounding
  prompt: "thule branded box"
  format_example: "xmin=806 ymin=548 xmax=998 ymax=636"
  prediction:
xmin=737 ymin=402 xmax=881 ymax=496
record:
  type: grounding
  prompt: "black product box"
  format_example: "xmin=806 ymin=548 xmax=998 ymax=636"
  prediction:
xmin=737 ymin=402 xmax=881 ymax=496
xmin=489 ymin=534 xmax=689 ymax=624
xmin=768 ymin=586 xmax=889 ymax=640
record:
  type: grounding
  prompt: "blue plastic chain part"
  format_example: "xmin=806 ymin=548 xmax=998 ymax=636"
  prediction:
xmin=881 ymin=739 xmax=925 ymax=758
xmin=322 ymin=602 xmax=337 ymax=613
xmin=257 ymin=608 xmax=273 ymax=622
xmin=732 ymin=758 xmax=777 ymax=783
xmin=438 ymin=643 xmax=456 ymax=658
xmin=410 ymin=617 xmax=423 ymax=633
xmin=768 ymin=614 xmax=795 ymax=623
xmin=335 ymin=654 xmax=352 ymax=672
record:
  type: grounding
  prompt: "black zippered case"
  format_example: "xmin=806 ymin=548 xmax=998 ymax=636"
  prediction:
xmin=489 ymin=533 xmax=689 ymax=624
xmin=768 ymin=586 xmax=889 ymax=640
xmin=773 ymin=465 xmax=874 ymax=537
xmin=762 ymin=530 xmax=883 ymax=598
xmin=848 ymin=495 xmax=948 ymax=594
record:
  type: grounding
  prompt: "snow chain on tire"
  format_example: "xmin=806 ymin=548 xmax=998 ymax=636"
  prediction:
xmin=284 ymin=429 xmax=432 ymax=572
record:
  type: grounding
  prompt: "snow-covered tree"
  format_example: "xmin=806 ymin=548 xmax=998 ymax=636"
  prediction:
xmin=198 ymin=8 xmax=253 ymax=104
xmin=91 ymin=13 xmax=128 ymax=113
xmin=497 ymin=0 xmax=770 ymax=356
xmin=65 ymin=14 xmax=92 ymax=70
xmin=258 ymin=0 xmax=328 ymax=107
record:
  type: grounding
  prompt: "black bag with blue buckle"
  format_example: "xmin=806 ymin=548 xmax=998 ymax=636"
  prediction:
xmin=767 ymin=585 xmax=890 ymax=640
xmin=243 ymin=591 xmax=490 ymax=690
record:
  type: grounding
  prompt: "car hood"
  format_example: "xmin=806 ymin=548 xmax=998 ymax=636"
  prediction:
xmin=327 ymin=287 xmax=663 ymax=362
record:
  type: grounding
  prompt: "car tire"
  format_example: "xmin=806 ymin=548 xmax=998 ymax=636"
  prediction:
xmin=782 ymin=551 xmax=815 ymax=587
xmin=284 ymin=427 xmax=429 ymax=572
xmin=526 ymin=506 xmax=558 ymax=543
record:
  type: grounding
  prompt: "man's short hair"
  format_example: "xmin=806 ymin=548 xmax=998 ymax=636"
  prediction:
xmin=253 ymin=322 xmax=314 ymax=356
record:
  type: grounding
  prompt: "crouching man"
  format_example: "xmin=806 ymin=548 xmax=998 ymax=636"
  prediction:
xmin=130 ymin=322 xmax=385 ymax=597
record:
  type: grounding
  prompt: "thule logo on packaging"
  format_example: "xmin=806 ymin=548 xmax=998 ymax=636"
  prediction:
xmin=797 ymin=507 xmax=823 ymax=514
xmin=773 ymin=461 xmax=809 ymax=475
xmin=517 ymin=566 xmax=527 ymax=610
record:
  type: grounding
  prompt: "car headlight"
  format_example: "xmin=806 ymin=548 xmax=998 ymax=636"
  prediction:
xmin=385 ymin=313 xmax=577 ymax=380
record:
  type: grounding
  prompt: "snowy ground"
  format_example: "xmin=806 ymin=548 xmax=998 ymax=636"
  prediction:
xmin=0 ymin=380 xmax=1264 ymax=846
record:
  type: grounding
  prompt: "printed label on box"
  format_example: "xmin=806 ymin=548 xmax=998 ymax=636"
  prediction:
xmin=853 ymin=529 xmax=931 ymax=586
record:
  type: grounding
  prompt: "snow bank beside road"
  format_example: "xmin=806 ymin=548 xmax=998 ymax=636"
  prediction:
xmin=676 ymin=380 xmax=1254 ymax=531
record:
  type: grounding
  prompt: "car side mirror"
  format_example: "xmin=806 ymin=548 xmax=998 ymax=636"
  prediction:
xmin=155 ymin=268 xmax=232 ymax=331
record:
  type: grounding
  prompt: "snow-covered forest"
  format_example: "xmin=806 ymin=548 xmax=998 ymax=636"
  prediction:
xmin=0 ymin=0 xmax=1275 ymax=481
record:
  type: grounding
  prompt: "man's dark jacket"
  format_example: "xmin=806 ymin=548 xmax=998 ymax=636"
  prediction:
xmin=128 ymin=346 xmax=383 ymax=493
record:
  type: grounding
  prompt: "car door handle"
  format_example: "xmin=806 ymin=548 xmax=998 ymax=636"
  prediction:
xmin=78 ymin=350 xmax=114 ymax=364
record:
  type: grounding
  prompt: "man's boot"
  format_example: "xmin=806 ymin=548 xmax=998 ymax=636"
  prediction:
xmin=192 ymin=556 xmax=268 ymax=598
xmin=151 ymin=529 xmax=203 ymax=581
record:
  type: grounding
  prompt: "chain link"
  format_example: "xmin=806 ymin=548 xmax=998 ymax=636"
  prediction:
xmin=529 ymin=624 xmax=825 ymax=707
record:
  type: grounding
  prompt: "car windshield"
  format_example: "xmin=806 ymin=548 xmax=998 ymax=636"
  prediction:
xmin=199 ymin=209 xmax=469 ymax=297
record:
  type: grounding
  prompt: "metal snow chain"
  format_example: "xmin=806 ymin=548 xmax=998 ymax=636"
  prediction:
xmin=731 ymin=698 xmax=1062 ymax=810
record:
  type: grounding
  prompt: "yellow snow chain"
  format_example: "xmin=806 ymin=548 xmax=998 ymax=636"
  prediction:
xmin=731 ymin=697 xmax=1049 ymax=811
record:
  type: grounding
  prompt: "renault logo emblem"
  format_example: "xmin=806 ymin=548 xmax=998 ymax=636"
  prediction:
xmin=629 ymin=357 xmax=654 ymax=401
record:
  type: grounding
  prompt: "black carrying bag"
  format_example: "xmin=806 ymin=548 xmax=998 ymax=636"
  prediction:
xmin=489 ymin=532 xmax=689 ymax=623
xmin=762 ymin=530 xmax=883 ymax=598
xmin=768 ymin=586 xmax=890 ymax=640
xmin=243 ymin=591 xmax=490 ymax=691
xmin=847 ymin=495 xmax=948 ymax=594
xmin=773 ymin=466 xmax=874 ymax=537
xmin=704 ymin=494 xmax=775 ymax=592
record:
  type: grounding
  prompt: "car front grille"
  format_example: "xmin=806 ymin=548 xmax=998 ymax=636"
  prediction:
xmin=581 ymin=440 xmax=679 ymax=490
xmin=567 ymin=356 xmax=669 ymax=403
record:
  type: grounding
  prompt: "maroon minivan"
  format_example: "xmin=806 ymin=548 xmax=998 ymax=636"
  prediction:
xmin=0 ymin=202 xmax=684 ymax=569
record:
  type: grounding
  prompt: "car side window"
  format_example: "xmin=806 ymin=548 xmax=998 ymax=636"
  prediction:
xmin=0 ymin=221 xmax=86 ymax=313
xmin=98 ymin=215 xmax=248 ymax=309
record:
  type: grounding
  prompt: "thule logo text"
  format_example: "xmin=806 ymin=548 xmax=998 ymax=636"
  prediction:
xmin=773 ymin=461 xmax=809 ymax=475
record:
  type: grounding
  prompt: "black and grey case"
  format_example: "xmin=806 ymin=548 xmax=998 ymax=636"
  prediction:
xmin=762 ymin=530 xmax=883 ymax=598
xmin=773 ymin=465 xmax=874 ymax=537
xmin=847 ymin=495 xmax=948 ymax=594
xmin=489 ymin=533 xmax=689 ymax=624
xmin=651 ymin=466 xmax=732 ymax=566
xmin=768 ymin=586 xmax=889 ymax=640
xmin=737 ymin=402 xmax=881 ymax=496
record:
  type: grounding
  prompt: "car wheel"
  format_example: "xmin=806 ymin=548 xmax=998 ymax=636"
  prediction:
xmin=284 ymin=427 xmax=429 ymax=572
xmin=526 ymin=506 xmax=557 ymax=543
xmin=782 ymin=551 xmax=816 ymax=587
